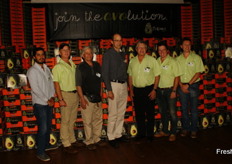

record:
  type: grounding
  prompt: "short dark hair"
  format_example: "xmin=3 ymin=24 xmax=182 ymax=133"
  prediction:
xmin=181 ymin=37 xmax=191 ymax=45
xmin=59 ymin=43 xmax=70 ymax=50
xmin=33 ymin=47 xmax=45 ymax=57
xmin=157 ymin=41 xmax=168 ymax=50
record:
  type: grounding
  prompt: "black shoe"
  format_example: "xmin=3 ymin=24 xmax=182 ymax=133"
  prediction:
xmin=146 ymin=136 xmax=153 ymax=143
xmin=116 ymin=136 xmax=129 ymax=142
xmin=109 ymin=140 xmax=119 ymax=148
xmin=134 ymin=136 xmax=145 ymax=144
xmin=45 ymin=145 xmax=59 ymax=151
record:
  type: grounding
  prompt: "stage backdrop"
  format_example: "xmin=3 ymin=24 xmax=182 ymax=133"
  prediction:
xmin=48 ymin=3 xmax=180 ymax=40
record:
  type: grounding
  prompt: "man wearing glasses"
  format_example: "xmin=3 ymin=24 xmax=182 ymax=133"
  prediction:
xmin=102 ymin=33 xmax=128 ymax=148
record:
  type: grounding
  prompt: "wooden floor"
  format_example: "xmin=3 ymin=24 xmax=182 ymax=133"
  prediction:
xmin=1 ymin=125 xmax=232 ymax=164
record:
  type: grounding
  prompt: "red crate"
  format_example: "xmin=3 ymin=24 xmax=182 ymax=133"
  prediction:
xmin=23 ymin=126 xmax=38 ymax=133
xmin=3 ymin=100 xmax=20 ymax=107
xmin=142 ymin=38 xmax=159 ymax=48
xmin=22 ymin=115 xmax=36 ymax=122
xmin=4 ymin=110 xmax=22 ymax=117
xmin=78 ymin=40 xmax=92 ymax=50
xmin=100 ymin=39 xmax=111 ymax=49
xmin=6 ymin=122 xmax=23 ymax=128
xmin=19 ymin=94 xmax=32 ymax=100
xmin=21 ymin=105 xmax=33 ymax=111
xmin=2 ymin=89 xmax=20 ymax=96
xmin=123 ymin=38 xmax=138 ymax=46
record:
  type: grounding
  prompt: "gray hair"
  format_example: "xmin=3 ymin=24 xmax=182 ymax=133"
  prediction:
xmin=135 ymin=40 xmax=148 ymax=50
xmin=81 ymin=46 xmax=93 ymax=57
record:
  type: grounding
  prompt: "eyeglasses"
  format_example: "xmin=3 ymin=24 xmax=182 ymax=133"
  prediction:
xmin=113 ymin=40 xmax=122 ymax=42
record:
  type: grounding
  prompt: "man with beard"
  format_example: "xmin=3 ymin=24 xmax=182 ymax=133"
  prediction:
xmin=27 ymin=47 xmax=57 ymax=162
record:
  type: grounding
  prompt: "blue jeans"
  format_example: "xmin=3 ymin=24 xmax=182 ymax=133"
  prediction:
xmin=178 ymin=83 xmax=199 ymax=132
xmin=157 ymin=88 xmax=177 ymax=134
xmin=33 ymin=104 xmax=53 ymax=155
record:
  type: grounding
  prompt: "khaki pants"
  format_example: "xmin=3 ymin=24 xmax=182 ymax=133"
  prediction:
xmin=60 ymin=91 xmax=79 ymax=147
xmin=107 ymin=82 xmax=128 ymax=140
xmin=81 ymin=96 xmax=102 ymax=145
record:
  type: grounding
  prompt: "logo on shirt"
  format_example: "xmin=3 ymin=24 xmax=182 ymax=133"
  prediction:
xmin=188 ymin=62 xmax=194 ymax=66
xmin=144 ymin=67 xmax=150 ymax=72
xmin=162 ymin=65 xmax=168 ymax=70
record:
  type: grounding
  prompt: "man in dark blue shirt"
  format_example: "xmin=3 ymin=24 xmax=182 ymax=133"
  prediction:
xmin=102 ymin=33 xmax=128 ymax=148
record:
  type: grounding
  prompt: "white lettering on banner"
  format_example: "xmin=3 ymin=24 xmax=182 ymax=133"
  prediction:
xmin=53 ymin=10 xmax=167 ymax=31
xmin=216 ymin=149 xmax=232 ymax=155
xmin=54 ymin=12 xmax=81 ymax=31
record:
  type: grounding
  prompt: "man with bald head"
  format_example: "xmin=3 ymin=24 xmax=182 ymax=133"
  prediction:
xmin=102 ymin=33 xmax=128 ymax=148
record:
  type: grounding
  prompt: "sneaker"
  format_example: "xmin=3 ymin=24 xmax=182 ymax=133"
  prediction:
xmin=180 ymin=130 xmax=188 ymax=137
xmin=154 ymin=131 xmax=169 ymax=138
xmin=86 ymin=144 xmax=97 ymax=151
xmin=169 ymin=134 xmax=176 ymax=142
xmin=109 ymin=140 xmax=119 ymax=148
xmin=45 ymin=145 xmax=59 ymax=151
xmin=36 ymin=153 xmax=51 ymax=162
xmin=63 ymin=146 xmax=78 ymax=154
xmin=95 ymin=140 xmax=107 ymax=147
xmin=190 ymin=132 xmax=197 ymax=139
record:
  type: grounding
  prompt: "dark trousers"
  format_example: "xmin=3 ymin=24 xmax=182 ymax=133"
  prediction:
xmin=178 ymin=82 xmax=199 ymax=132
xmin=33 ymin=104 xmax=53 ymax=155
xmin=157 ymin=88 xmax=177 ymax=134
xmin=133 ymin=85 xmax=155 ymax=138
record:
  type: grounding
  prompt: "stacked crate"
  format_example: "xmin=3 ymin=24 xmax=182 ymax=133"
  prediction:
xmin=31 ymin=7 xmax=47 ymax=51
xmin=200 ymin=0 xmax=214 ymax=44
xmin=10 ymin=0 xmax=26 ymax=53
xmin=181 ymin=5 xmax=193 ymax=40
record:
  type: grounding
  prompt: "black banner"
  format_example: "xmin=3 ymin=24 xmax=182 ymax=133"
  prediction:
xmin=48 ymin=3 xmax=180 ymax=40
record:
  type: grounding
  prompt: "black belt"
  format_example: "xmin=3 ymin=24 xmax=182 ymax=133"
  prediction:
xmin=62 ymin=90 xmax=77 ymax=93
xmin=111 ymin=79 xmax=126 ymax=84
xmin=158 ymin=87 xmax=172 ymax=90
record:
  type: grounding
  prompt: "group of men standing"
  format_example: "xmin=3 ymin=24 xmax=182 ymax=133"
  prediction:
xmin=27 ymin=34 xmax=204 ymax=162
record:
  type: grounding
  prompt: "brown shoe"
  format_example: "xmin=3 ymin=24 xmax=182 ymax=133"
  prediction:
xmin=169 ymin=134 xmax=176 ymax=142
xmin=190 ymin=132 xmax=197 ymax=139
xmin=95 ymin=140 xmax=107 ymax=147
xmin=86 ymin=144 xmax=97 ymax=151
xmin=180 ymin=130 xmax=188 ymax=137
xmin=63 ymin=146 xmax=78 ymax=154
xmin=154 ymin=131 xmax=169 ymax=138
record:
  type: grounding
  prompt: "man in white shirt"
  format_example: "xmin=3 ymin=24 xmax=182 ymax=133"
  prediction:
xmin=27 ymin=47 xmax=56 ymax=162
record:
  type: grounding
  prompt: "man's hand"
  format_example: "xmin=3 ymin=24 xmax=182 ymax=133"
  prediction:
xmin=59 ymin=100 xmax=67 ymax=107
xmin=148 ymin=90 xmax=156 ymax=100
xmin=47 ymin=97 xmax=55 ymax=107
xmin=181 ymin=84 xmax=190 ymax=93
xmin=80 ymin=97 xmax=89 ymax=109
xmin=107 ymin=91 xmax=114 ymax=100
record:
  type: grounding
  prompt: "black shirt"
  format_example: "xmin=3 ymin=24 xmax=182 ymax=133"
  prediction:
xmin=76 ymin=61 xmax=101 ymax=96
xmin=102 ymin=48 xmax=128 ymax=91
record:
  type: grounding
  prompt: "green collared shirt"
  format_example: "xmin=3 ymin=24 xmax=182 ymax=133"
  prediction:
xmin=52 ymin=59 xmax=76 ymax=91
xmin=176 ymin=51 xmax=205 ymax=83
xmin=128 ymin=54 xmax=161 ymax=88
xmin=157 ymin=55 xmax=182 ymax=88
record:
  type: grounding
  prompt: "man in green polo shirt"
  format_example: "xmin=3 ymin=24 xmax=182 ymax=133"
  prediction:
xmin=52 ymin=43 xmax=79 ymax=154
xmin=128 ymin=41 xmax=160 ymax=142
xmin=154 ymin=42 xmax=181 ymax=142
xmin=176 ymin=37 xmax=204 ymax=139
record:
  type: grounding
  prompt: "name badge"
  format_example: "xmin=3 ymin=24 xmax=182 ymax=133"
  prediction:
xmin=144 ymin=67 xmax=150 ymax=72
xmin=188 ymin=62 xmax=194 ymax=66
xmin=96 ymin=73 xmax=101 ymax=78
xmin=162 ymin=65 xmax=168 ymax=70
